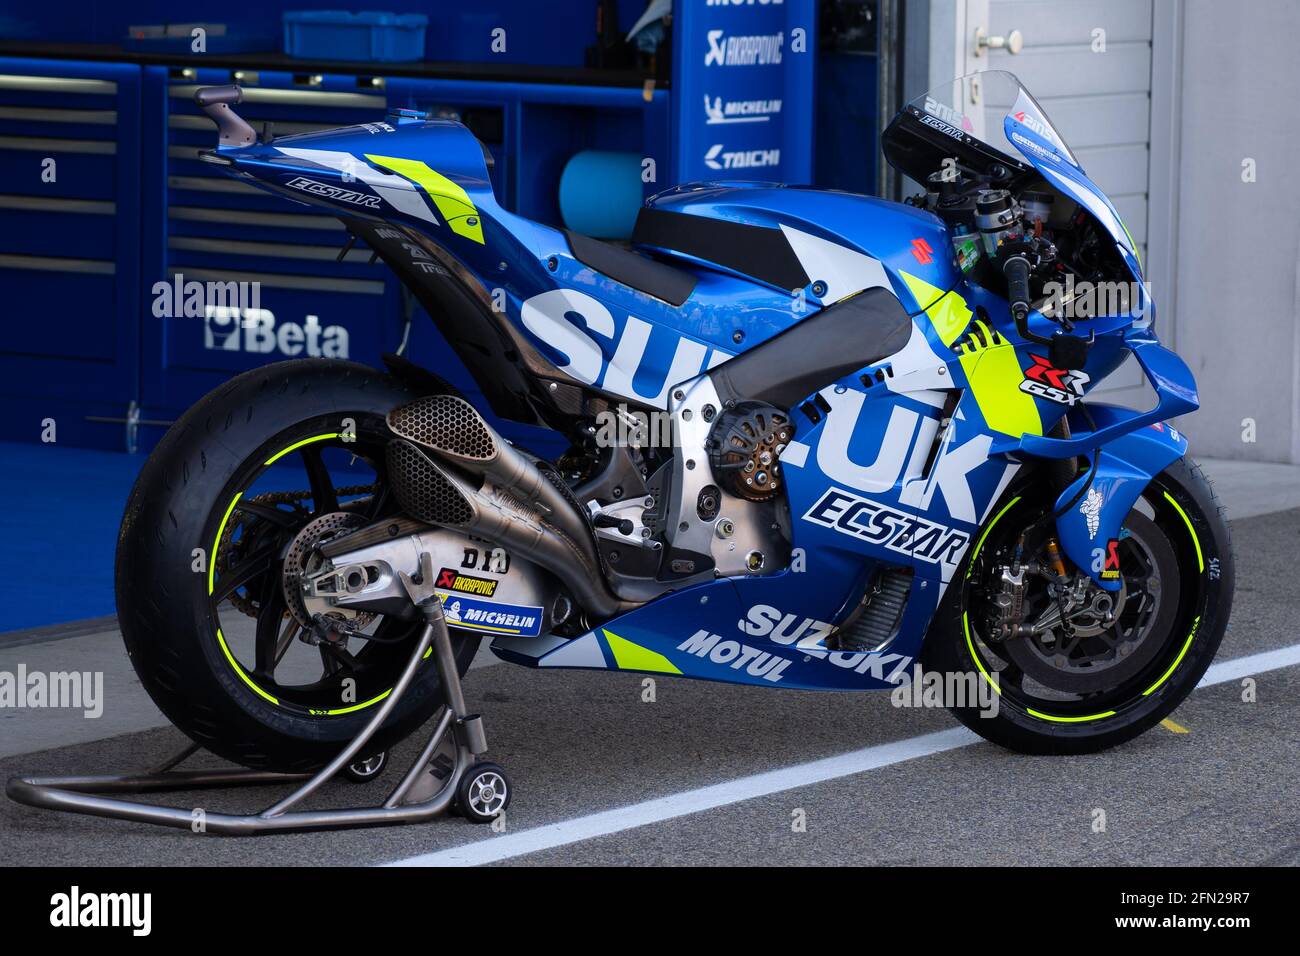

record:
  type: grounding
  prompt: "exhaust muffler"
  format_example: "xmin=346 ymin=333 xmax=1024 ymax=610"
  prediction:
xmin=385 ymin=397 xmax=629 ymax=619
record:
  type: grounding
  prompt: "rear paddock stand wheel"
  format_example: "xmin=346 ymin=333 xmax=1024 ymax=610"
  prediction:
xmin=456 ymin=763 xmax=512 ymax=823
xmin=342 ymin=751 xmax=388 ymax=784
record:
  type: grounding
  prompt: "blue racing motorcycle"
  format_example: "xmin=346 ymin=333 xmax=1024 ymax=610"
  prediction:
xmin=113 ymin=71 xmax=1233 ymax=816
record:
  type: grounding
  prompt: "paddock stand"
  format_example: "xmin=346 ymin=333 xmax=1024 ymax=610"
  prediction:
xmin=5 ymin=554 xmax=511 ymax=835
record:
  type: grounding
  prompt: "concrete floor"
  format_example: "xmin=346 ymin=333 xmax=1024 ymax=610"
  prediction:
xmin=1 ymin=457 xmax=1297 ymax=865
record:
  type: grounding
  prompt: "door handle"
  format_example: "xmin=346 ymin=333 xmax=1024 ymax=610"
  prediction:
xmin=974 ymin=27 xmax=1023 ymax=55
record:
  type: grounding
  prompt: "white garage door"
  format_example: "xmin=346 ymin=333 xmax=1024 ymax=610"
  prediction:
xmin=974 ymin=0 xmax=1153 ymax=265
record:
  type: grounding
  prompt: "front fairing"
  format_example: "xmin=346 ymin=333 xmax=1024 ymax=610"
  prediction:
xmin=1002 ymin=102 xmax=1148 ymax=288
xmin=885 ymin=71 xmax=1150 ymax=317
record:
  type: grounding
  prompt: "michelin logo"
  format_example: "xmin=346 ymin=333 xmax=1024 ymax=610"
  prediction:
xmin=704 ymin=94 xmax=781 ymax=125
xmin=441 ymin=595 xmax=543 ymax=636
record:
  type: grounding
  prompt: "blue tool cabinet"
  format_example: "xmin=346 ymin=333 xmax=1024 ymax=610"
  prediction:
xmin=0 ymin=0 xmax=821 ymax=455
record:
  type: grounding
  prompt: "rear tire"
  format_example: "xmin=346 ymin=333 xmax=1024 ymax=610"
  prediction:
xmin=922 ymin=456 xmax=1233 ymax=755
xmin=116 ymin=359 xmax=480 ymax=772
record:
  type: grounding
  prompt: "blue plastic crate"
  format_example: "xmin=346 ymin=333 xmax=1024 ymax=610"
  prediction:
xmin=283 ymin=11 xmax=428 ymax=63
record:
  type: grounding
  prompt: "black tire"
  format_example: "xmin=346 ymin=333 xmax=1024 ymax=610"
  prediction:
xmin=921 ymin=456 xmax=1233 ymax=755
xmin=116 ymin=359 xmax=480 ymax=772
xmin=455 ymin=762 xmax=511 ymax=823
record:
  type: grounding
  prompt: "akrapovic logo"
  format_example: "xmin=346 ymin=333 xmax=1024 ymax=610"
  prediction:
xmin=704 ymin=94 xmax=782 ymax=125
xmin=705 ymin=29 xmax=784 ymax=66
xmin=704 ymin=144 xmax=781 ymax=170
xmin=285 ymin=176 xmax=380 ymax=208
xmin=204 ymin=306 xmax=350 ymax=358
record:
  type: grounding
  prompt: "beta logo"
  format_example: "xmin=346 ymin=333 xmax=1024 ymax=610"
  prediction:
xmin=204 ymin=307 xmax=350 ymax=358
xmin=1020 ymin=354 xmax=1090 ymax=406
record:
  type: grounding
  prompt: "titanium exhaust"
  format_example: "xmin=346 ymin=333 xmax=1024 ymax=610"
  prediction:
xmin=388 ymin=395 xmax=585 ymax=539
xmin=385 ymin=418 xmax=629 ymax=619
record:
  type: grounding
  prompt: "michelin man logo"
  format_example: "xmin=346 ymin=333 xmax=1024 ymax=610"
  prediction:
xmin=1080 ymin=488 xmax=1103 ymax=539
xmin=445 ymin=600 xmax=463 ymax=622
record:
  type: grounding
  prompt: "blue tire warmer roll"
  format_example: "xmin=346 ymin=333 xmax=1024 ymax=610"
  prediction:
xmin=558 ymin=150 xmax=644 ymax=240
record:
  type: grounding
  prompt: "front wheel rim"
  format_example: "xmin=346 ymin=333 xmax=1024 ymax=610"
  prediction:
xmin=962 ymin=485 xmax=1209 ymax=725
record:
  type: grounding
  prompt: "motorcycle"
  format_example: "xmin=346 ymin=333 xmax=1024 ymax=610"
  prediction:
xmin=111 ymin=71 xmax=1232 ymax=819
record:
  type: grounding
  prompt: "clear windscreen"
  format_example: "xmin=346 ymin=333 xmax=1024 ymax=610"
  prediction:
xmin=905 ymin=71 xmax=1078 ymax=170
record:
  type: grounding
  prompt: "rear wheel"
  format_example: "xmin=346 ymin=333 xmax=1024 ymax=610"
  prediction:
xmin=117 ymin=359 xmax=480 ymax=772
xmin=922 ymin=456 xmax=1232 ymax=754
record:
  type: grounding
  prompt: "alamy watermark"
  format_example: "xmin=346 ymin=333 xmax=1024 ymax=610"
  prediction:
xmin=889 ymin=664 xmax=1000 ymax=718
xmin=0 ymin=665 xmax=103 ymax=718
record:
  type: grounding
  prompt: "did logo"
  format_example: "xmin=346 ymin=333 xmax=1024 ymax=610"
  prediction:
xmin=204 ymin=307 xmax=350 ymax=359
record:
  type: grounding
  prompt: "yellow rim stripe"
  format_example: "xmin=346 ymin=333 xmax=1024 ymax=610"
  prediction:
xmin=324 ymin=690 xmax=391 ymax=716
xmin=1163 ymin=491 xmax=1204 ymax=573
xmin=211 ymin=431 xmax=394 ymax=715
xmin=962 ymin=498 xmax=1117 ymax=721
xmin=1143 ymin=615 xmax=1201 ymax=696
xmin=263 ymin=432 xmax=340 ymax=466
xmin=208 ymin=492 xmax=243 ymax=595
xmin=967 ymin=496 xmax=1021 ymax=579
xmin=216 ymin=628 xmax=279 ymax=704
xmin=1026 ymin=707 xmax=1116 ymax=723
xmin=963 ymin=611 xmax=1001 ymax=696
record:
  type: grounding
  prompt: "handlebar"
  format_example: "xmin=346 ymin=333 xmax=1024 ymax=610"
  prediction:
xmin=1002 ymin=254 xmax=1032 ymax=324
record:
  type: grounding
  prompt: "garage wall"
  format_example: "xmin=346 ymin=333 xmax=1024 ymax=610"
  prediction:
xmin=1172 ymin=0 xmax=1300 ymax=463
xmin=919 ymin=0 xmax=1300 ymax=463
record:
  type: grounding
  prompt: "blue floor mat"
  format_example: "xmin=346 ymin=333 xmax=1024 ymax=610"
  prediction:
xmin=0 ymin=441 xmax=144 ymax=633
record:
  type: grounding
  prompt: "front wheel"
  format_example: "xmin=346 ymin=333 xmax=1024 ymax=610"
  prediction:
xmin=922 ymin=456 xmax=1233 ymax=755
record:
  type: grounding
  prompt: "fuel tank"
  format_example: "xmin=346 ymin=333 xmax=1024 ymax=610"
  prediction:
xmin=640 ymin=183 xmax=962 ymax=310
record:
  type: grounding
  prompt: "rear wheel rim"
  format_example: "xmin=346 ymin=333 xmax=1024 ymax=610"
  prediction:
xmin=206 ymin=415 xmax=424 ymax=717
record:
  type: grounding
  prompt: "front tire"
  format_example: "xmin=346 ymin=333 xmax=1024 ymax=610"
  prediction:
xmin=922 ymin=456 xmax=1233 ymax=755
xmin=117 ymin=359 xmax=480 ymax=772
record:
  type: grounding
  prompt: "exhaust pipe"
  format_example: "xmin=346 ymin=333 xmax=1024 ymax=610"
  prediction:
xmin=389 ymin=395 xmax=585 ymax=540
xmin=385 ymin=401 xmax=630 ymax=619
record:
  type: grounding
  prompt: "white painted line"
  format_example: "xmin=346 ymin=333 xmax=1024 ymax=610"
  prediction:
xmin=1197 ymin=642 xmax=1300 ymax=688
xmin=386 ymin=727 xmax=978 ymax=867
xmin=384 ymin=641 xmax=1300 ymax=867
